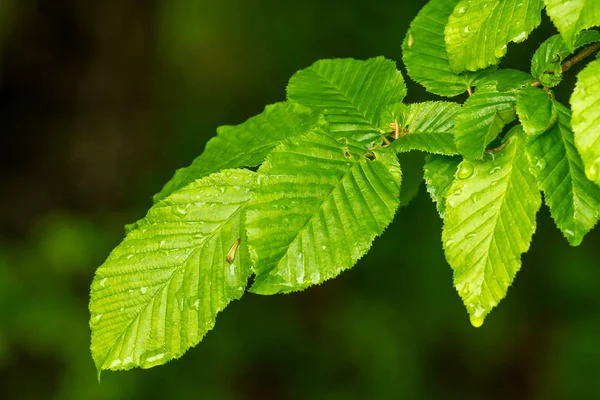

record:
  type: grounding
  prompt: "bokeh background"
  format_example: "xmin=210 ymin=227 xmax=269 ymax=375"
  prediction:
xmin=1 ymin=1 xmax=599 ymax=399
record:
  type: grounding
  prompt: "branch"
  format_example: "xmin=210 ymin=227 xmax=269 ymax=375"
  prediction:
xmin=531 ymin=41 xmax=600 ymax=87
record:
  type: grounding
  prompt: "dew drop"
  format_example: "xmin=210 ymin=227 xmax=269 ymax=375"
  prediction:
xmin=489 ymin=166 xmax=501 ymax=175
xmin=172 ymin=207 xmax=187 ymax=217
xmin=535 ymin=158 xmax=547 ymax=171
xmin=460 ymin=25 xmax=471 ymax=38
xmin=452 ymin=1 xmax=470 ymax=18
xmin=407 ymin=33 xmax=414 ymax=48
xmin=453 ymin=188 xmax=463 ymax=197
xmin=494 ymin=44 xmax=507 ymax=58
xmin=99 ymin=278 xmax=107 ymax=287
xmin=457 ymin=162 xmax=474 ymax=179
xmin=586 ymin=158 xmax=600 ymax=181
xmin=470 ymin=308 xmax=485 ymax=328
xmin=472 ymin=193 xmax=483 ymax=203
xmin=140 ymin=286 xmax=148 ymax=294
xmin=445 ymin=239 xmax=455 ymax=247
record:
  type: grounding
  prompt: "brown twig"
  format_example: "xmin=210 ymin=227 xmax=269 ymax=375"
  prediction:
xmin=531 ymin=41 xmax=600 ymax=87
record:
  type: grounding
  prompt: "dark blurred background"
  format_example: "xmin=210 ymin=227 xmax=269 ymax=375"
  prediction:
xmin=1 ymin=1 xmax=599 ymax=399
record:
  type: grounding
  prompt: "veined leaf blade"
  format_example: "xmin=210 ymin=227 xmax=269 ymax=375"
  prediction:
xmin=443 ymin=128 xmax=541 ymax=326
xmin=246 ymin=129 xmax=401 ymax=294
xmin=90 ymin=169 xmax=256 ymax=373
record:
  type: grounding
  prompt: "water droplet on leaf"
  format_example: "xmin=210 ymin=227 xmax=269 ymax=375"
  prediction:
xmin=452 ymin=1 xmax=470 ymax=18
xmin=457 ymin=163 xmax=474 ymax=179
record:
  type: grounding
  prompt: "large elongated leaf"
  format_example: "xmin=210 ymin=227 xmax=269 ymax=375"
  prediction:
xmin=454 ymin=88 xmax=517 ymax=160
xmin=287 ymin=57 xmax=406 ymax=146
xmin=423 ymin=154 xmax=462 ymax=219
xmin=445 ymin=0 xmax=544 ymax=72
xmin=516 ymin=86 xmax=557 ymax=135
xmin=526 ymin=102 xmax=600 ymax=245
xmin=90 ymin=169 xmax=256 ymax=373
xmin=544 ymin=0 xmax=600 ymax=50
xmin=246 ymin=129 xmax=401 ymax=295
xmin=443 ymin=128 xmax=541 ymax=327
xmin=154 ymin=102 xmax=318 ymax=202
xmin=381 ymin=102 xmax=461 ymax=155
xmin=572 ymin=58 xmax=600 ymax=186
xmin=402 ymin=0 xmax=492 ymax=97
xmin=531 ymin=31 xmax=600 ymax=87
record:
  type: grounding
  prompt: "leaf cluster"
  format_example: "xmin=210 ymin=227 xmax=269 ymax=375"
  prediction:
xmin=90 ymin=0 xmax=600 ymax=374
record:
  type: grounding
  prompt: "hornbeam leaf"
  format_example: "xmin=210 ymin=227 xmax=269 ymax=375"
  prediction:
xmin=246 ymin=129 xmax=401 ymax=294
xmin=154 ymin=102 xmax=317 ymax=202
xmin=476 ymin=69 xmax=536 ymax=92
xmin=402 ymin=0 xmax=493 ymax=97
xmin=526 ymin=101 xmax=600 ymax=245
xmin=531 ymin=31 xmax=600 ymax=87
xmin=572 ymin=58 xmax=600 ymax=187
xmin=445 ymin=0 xmax=544 ymax=72
xmin=382 ymin=102 xmax=461 ymax=156
xmin=443 ymin=127 xmax=541 ymax=327
xmin=287 ymin=57 xmax=406 ymax=146
xmin=454 ymin=88 xmax=517 ymax=160
xmin=90 ymin=169 xmax=256 ymax=373
xmin=544 ymin=0 xmax=600 ymax=50
xmin=423 ymin=154 xmax=462 ymax=219
xmin=516 ymin=86 xmax=557 ymax=135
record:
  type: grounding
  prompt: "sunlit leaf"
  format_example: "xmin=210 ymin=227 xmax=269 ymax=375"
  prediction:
xmin=443 ymin=127 xmax=541 ymax=326
xmin=571 ymin=58 xmax=600 ymax=187
xmin=246 ymin=129 xmax=401 ymax=294
xmin=445 ymin=0 xmax=544 ymax=72
xmin=90 ymin=169 xmax=256 ymax=373
xmin=402 ymin=0 xmax=492 ymax=96
xmin=287 ymin=57 xmax=406 ymax=146
xmin=526 ymin=101 xmax=600 ymax=245
xmin=544 ymin=0 xmax=600 ymax=50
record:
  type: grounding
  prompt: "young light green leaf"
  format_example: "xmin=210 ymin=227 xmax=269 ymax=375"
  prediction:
xmin=445 ymin=0 xmax=544 ymax=72
xmin=454 ymin=89 xmax=517 ymax=160
xmin=443 ymin=128 xmax=541 ymax=327
xmin=90 ymin=169 xmax=256 ymax=373
xmin=381 ymin=102 xmax=461 ymax=156
xmin=516 ymin=86 xmax=557 ymax=135
xmin=531 ymin=31 xmax=600 ymax=87
xmin=154 ymin=102 xmax=318 ymax=202
xmin=527 ymin=101 xmax=600 ymax=245
xmin=423 ymin=154 xmax=462 ymax=219
xmin=572 ymin=58 xmax=600 ymax=186
xmin=246 ymin=129 xmax=401 ymax=295
xmin=287 ymin=57 xmax=406 ymax=146
xmin=544 ymin=0 xmax=600 ymax=50
xmin=403 ymin=0 xmax=493 ymax=97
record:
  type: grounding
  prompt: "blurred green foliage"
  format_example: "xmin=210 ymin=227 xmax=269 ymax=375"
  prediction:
xmin=1 ymin=0 xmax=600 ymax=399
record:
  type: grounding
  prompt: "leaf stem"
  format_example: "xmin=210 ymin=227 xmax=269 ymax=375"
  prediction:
xmin=531 ymin=41 xmax=600 ymax=87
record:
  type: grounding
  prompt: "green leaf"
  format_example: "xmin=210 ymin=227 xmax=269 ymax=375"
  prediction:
xmin=423 ymin=154 xmax=462 ymax=219
xmin=572 ymin=58 xmax=600 ymax=186
xmin=90 ymin=169 xmax=256 ymax=373
xmin=442 ymin=128 xmax=541 ymax=327
xmin=531 ymin=31 xmax=600 ymax=87
xmin=402 ymin=0 xmax=493 ymax=97
xmin=287 ymin=57 xmax=406 ymax=146
xmin=154 ymin=102 xmax=318 ymax=202
xmin=454 ymin=89 xmax=517 ymax=160
xmin=544 ymin=0 xmax=600 ymax=50
xmin=246 ymin=129 xmax=401 ymax=294
xmin=381 ymin=101 xmax=461 ymax=156
xmin=476 ymin=69 xmax=536 ymax=92
xmin=445 ymin=0 xmax=544 ymax=72
xmin=526 ymin=101 xmax=600 ymax=245
xmin=516 ymin=86 xmax=557 ymax=135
